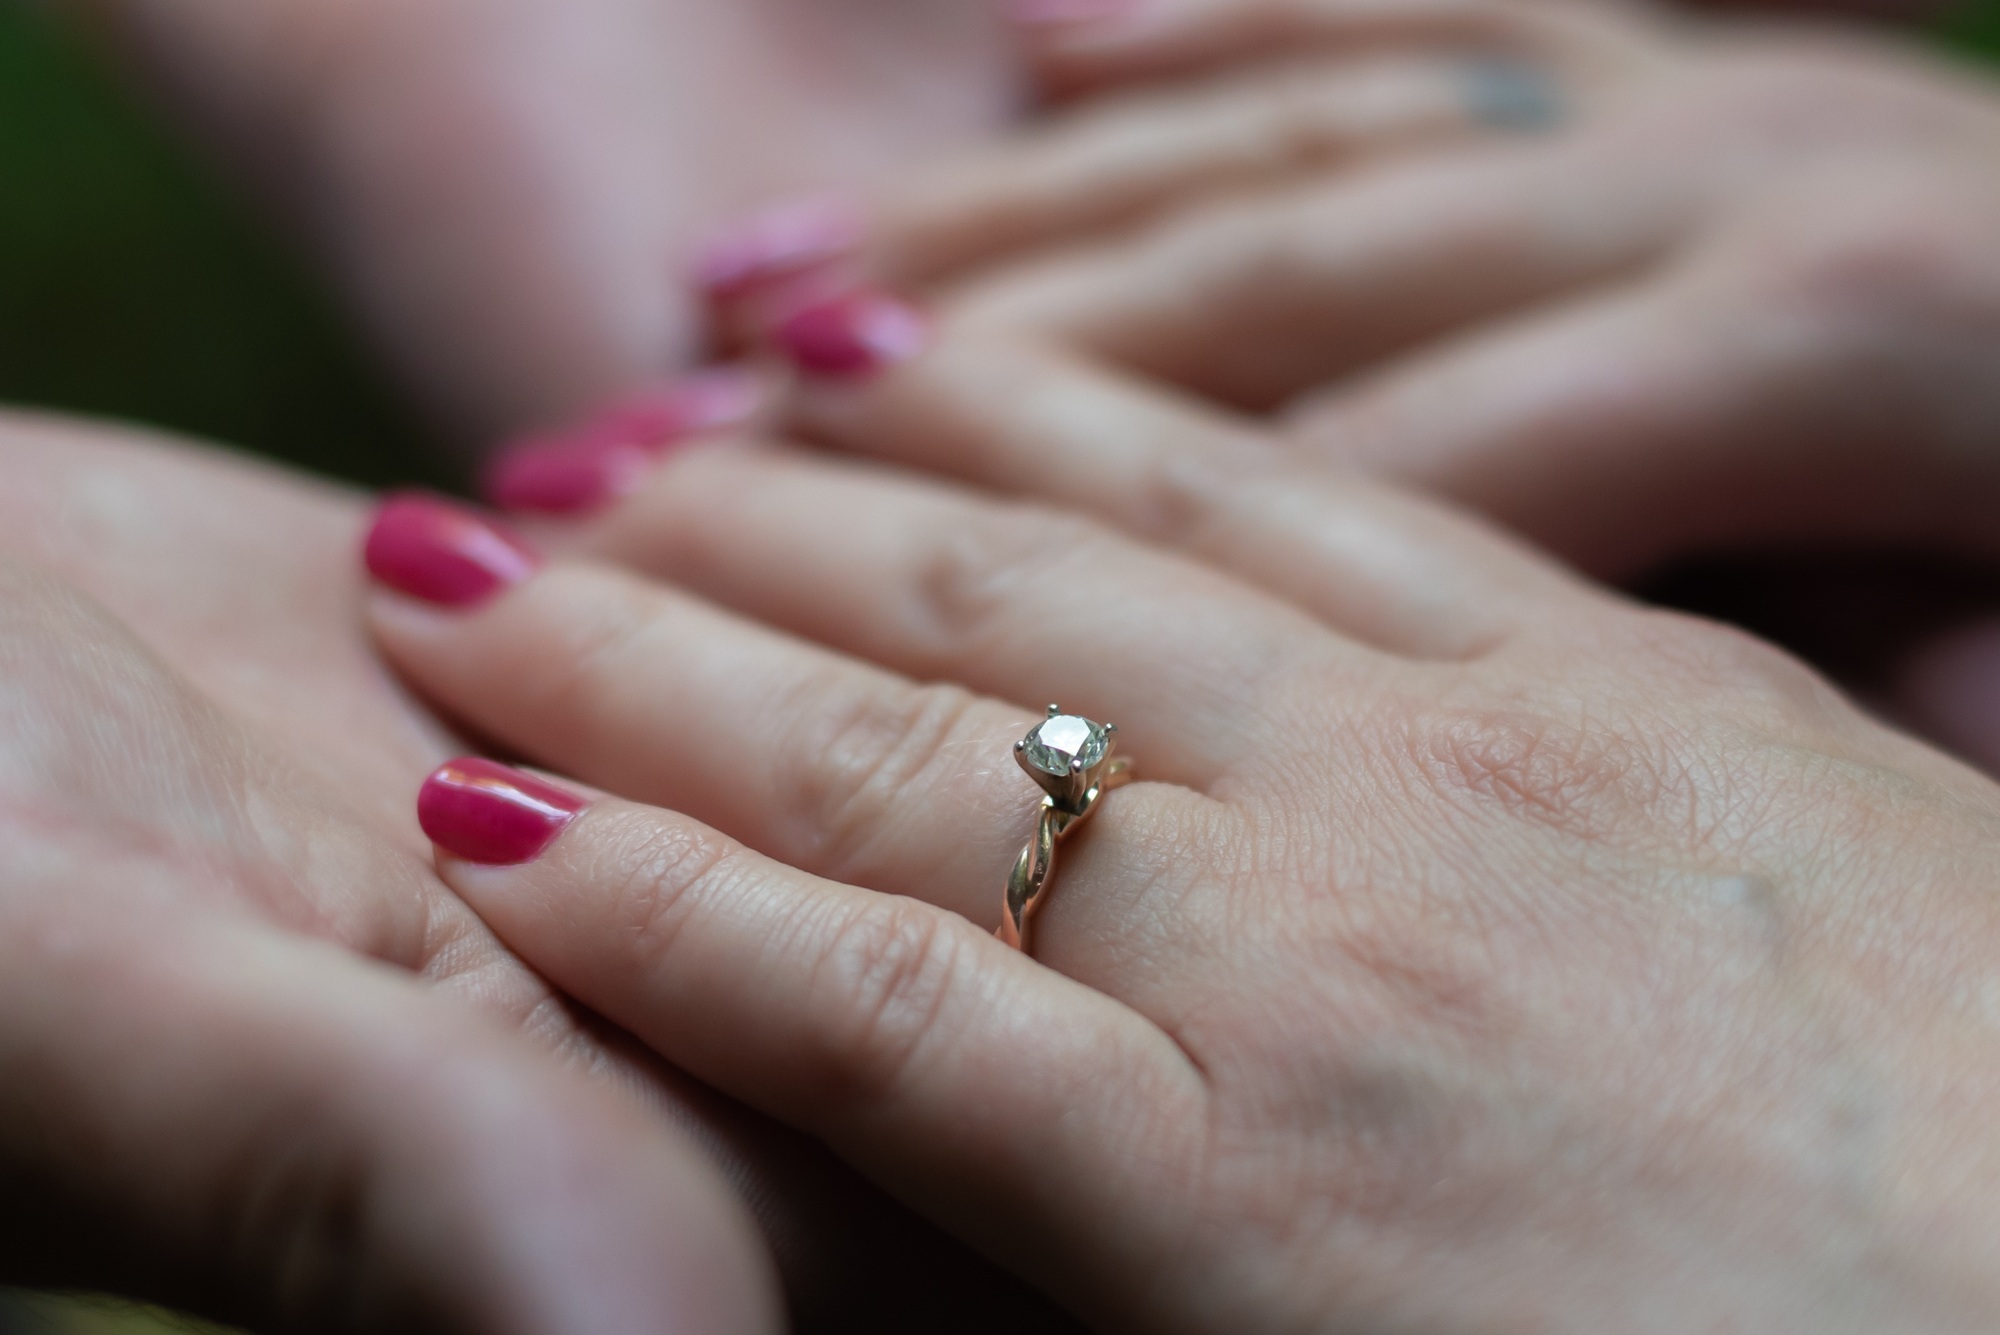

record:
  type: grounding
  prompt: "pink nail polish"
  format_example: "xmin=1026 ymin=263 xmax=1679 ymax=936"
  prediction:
xmin=483 ymin=438 xmax=653 ymax=516
xmin=419 ymin=757 xmax=587 ymax=865
xmin=772 ymin=291 xmax=930 ymax=380
xmin=364 ymin=492 xmax=541 ymax=606
xmin=484 ymin=368 xmax=763 ymax=515
xmin=694 ymin=198 xmax=866 ymax=302
xmin=1003 ymin=0 xmax=1137 ymax=25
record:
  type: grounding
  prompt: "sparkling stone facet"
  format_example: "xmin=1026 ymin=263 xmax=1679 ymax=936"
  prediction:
xmin=1022 ymin=714 xmax=1110 ymax=776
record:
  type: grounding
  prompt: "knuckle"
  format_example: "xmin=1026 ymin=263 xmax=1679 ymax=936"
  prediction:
xmin=1406 ymin=704 xmax=1672 ymax=844
xmin=1617 ymin=610 xmax=1847 ymax=725
xmin=910 ymin=502 xmax=1114 ymax=650
xmin=778 ymin=678 xmax=984 ymax=878
xmin=809 ymin=899 xmax=970 ymax=1104
xmin=593 ymin=807 xmax=742 ymax=964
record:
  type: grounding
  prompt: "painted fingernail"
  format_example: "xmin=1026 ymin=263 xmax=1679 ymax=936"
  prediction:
xmin=483 ymin=438 xmax=652 ymax=516
xmin=484 ymin=368 xmax=762 ymax=515
xmin=771 ymin=290 xmax=930 ymax=380
xmin=363 ymin=492 xmax=541 ymax=606
xmin=694 ymin=198 xmax=866 ymax=302
xmin=1004 ymin=0 xmax=1137 ymax=26
xmin=419 ymin=757 xmax=587 ymax=865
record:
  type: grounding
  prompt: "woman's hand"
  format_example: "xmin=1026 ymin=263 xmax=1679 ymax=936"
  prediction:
xmin=0 ymin=417 xmax=776 ymax=1333
xmin=63 ymin=0 xmax=1019 ymax=442
xmin=0 ymin=416 xmax=1080 ymax=1333
xmin=369 ymin=328 xmax=2000 ymax=1332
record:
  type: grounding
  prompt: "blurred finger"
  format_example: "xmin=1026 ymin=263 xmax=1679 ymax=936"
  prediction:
xmin=1285 ymin=253 xmax=1999 ymax=579
xmin=865 ymin=54 xmax=1573 ymax=289
xmin=942 ymin=141 xmax=1696 ymax=409
xmin=1003 ymin=0 xmax=1679 ymax=101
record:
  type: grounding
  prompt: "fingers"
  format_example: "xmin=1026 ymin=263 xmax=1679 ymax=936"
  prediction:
xmin=941 ymin=140 xmax=1695 ymax=410
xmin=768 ymin=311 xmax=1590 ymax=656
xmin=1001 ymin=0 xmax=1678 ymax=102
xmin=864 ymin=54 xmax=1574 ymax=290
xmin=421 ymin=773 xmax=1206 ymax=1326
xmin=526 ymin=446 xmax=1357 ymax=775
xmin=0 ymin=906 xmax=775 ymax=1334
xmin=1283 ymin=195 xmax=2000 ymax=580
xmin=369 ymin=549 xmax=1231 ymax=942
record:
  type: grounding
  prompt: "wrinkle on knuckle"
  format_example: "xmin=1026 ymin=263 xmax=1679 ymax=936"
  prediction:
xmin=1406 ymin=704 xmax=1677 ymax=846
xmin=807 ymin=900 xmax=967 ymax=1106
xmin=594 ymin=808 xmax=741 ymax=966
xmin=780 ymin=678 xmax=983 ymax=877
xmin=910 ymin=503 xmax=1109 ymax=651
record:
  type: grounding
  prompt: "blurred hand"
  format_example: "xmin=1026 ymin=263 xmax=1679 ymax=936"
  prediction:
xmin=368 ymin=321 xmax=2000 ymax=1334
xmin=0 ymin=417 xmax=1076 ymax=1333
xmin=65 ymin=0 xmax=1020 ymax=443
xmin=0 ymin=414 xmax=774 ymax=1333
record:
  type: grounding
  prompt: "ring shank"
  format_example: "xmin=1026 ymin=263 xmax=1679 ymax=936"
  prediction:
xmin=996 ymin=758 xmax=1133 ymax=952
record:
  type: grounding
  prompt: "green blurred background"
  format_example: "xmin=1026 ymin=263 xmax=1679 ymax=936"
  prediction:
xmin=0 ymin=0 xmax=1994 ymax=1330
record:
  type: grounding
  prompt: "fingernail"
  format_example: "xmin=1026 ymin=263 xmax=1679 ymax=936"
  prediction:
xmin=483 ymin=368 xmax=762 ymax=515
xmin=1004 ymin=0 xmax=1137 ymax=26
xmin=771 ymin=290 xmax=930 ymax=380
xmin=419 ymin=757 xmax=587 ymax=865
xmin=483 ymin=438 xmax=653 ymax=516
xmin=694 ymin=198 xmax=866 ymax=302
xmin=364 ymin=492 xmax=541 ymax=606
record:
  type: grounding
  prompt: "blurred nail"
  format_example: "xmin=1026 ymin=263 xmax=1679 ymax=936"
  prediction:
xmin=483 ymin=438 xmax=653 ymax=516
xmin=771 ymin=290 xmax=930 ymax=380
xmin=484 ymin=368 xmax=761 ymax=515
xmin=1004 ymin=0 xmax=1137 ymax=26
xmin=364 ymin=492 xmax=541 ymax=606
xmin=419 ymin=757 xmax=587 ymax=865
xmin=695 ymin=198 xmax=866 ymax=302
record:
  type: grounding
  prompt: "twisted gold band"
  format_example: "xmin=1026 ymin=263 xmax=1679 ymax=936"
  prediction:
xmin=997 ymin=705 xmax=1134 ymax=954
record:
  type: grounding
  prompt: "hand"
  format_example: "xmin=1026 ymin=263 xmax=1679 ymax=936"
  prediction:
xmin=65 ymin=0 xmax=1019 ymax=442
xmin=0 ymin=414 xmax=1072 ymax=1332
xmin=713 ymin=10 xmax=2000 ymax=771
xmin=364 ymin=322 xmax=2000 ymax=1331
xmin=0 ymin=414 xmax=774 ymax=1332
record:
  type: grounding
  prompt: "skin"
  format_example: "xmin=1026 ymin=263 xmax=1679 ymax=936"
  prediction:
xmin=61 ymin=0 xmax=1020 ymax=445
xmin=368 ymin=324 xmax=2000 ymax=1333
xmin=54 ymin=0 xmax=1944 ymax=447
xmin=782 ymin=3 xmax=2000 ymax=769
xmin=0 ymin=417 xmax=1074 ymax=1332
xmin=0 ymin=414 xmax=777 ymax=1332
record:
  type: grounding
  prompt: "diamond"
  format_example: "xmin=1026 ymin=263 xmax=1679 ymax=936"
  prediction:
xmin=1021 ymin=713 xmax=1110 ymax=777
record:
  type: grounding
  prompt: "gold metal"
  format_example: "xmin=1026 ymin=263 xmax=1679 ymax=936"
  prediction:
xmin=996 ymin=705 xmax=1134 ymax=953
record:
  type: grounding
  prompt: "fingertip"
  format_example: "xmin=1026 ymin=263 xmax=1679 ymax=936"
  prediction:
xmin=364 ymin=492 xmax=542 ymax=607
xmin=419 ymin=758 xmax=590 ymax=867
xmin=768 ymin=289 xmax=933 ymax=382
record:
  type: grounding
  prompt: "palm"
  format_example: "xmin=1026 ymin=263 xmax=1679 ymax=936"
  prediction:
xmin=0 ymin=414 xmax=1069 ymax=1330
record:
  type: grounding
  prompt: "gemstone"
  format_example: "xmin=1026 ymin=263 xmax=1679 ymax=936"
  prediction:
xmin=1021 ymin=713 xmax=1110 ymax=777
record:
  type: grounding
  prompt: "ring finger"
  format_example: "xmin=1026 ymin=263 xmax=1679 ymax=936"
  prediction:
xmin=360 ymin=492 xmax=1336 ymax=967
